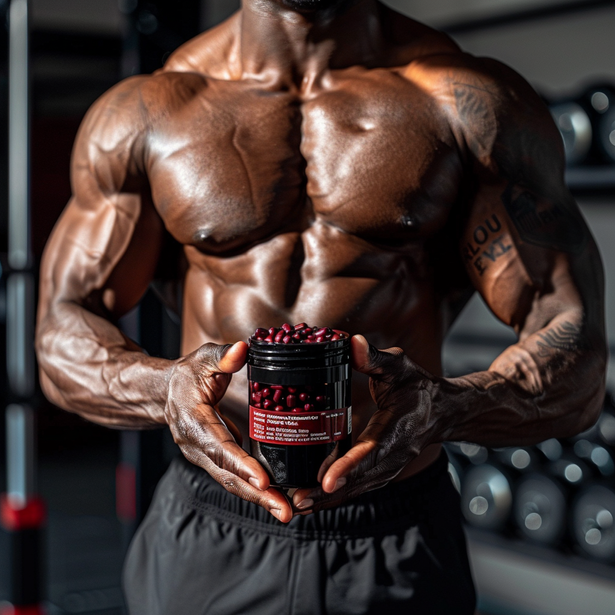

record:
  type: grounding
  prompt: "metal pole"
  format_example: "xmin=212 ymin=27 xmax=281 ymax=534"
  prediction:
xmin=8 ymin=0 xmax=30 ymax=272
xmin=1 ymin=1 xmax=45 ymax=613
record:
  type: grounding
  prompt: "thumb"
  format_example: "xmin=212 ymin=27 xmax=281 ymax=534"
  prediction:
xmin=218 ymin=341 xmax=248 ymax=373
xmin=351 ymin=335 xmax=404 ymax=378
xmin=200 ymin=341 xmax=248 ymax=374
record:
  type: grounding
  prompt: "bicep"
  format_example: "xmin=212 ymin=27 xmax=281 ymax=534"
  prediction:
xmin=39 ymin=75 xmax=166 ymax=321
xmin=449 ymin=59 xmax=602 ymax=338
xmin=39 ymin=184 xmax=163 ymax=323
xmin=460 ymin=172 xmax=602 ymax=341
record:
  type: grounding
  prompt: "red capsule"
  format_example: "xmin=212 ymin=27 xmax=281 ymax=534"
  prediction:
xmin=331 ymin=334 xmax=340 ymax=341
xmin=315 ymin=327 xmax=329 ymax=337
xmin=263 ymin=399 xmax=273 ymax=409
xmin=292 ymin=407 xmax=303 ymax=413
xmin=306 ymin=335 xmax=316 ymax=342
xmin=294 ymin=322 xmax=307 ymax=331
xmin=299 ymin=393 xmax=309 ymax=402
xmin=261 ymin=388 xmax=270 ymax=398
xmin=288 ymin=387 xmax=297 ymax=393
xmin=286 ymin=395 xmax=296 ymax=408
xmin=254 ymin=328 xmax=269 ymax=338
xmin=316 ymin=395 xmax=326 ymax=404
xmin=273 ymin=389 xmax=283 ymax=404
xmin=315 ymin=336 xmax=324 ymax=343
xmin=303 ymin=328 xmax=313 ymax=335
xmin=271 ymin=385 xmax=284 ymax=390
xmin=283 ymin=335 xmax=292 ymax=344
xmin=274 ymin=330 xmax=285 ymax=343
xmin=274 ymin=405 xmax=284 ymax=412
xmin=253 ymin=382 xmax=261 ymax=392
xmin=282 ymin=323 xmax=293 ymax=332
xmin=304 ymin=404 xmax=315 ymax=412
xmin=251 ymin=392 xmax=262 ymax=402
xmin=253 ymin=402 xmax=262 ymax=409
xmin=264 ymin=335 xmax=274 ymax=343
xmin=292 ymin=332 xmax=302 ymax=340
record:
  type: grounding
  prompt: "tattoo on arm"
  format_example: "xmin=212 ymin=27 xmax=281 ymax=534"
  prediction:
xmin=536 ymin=321 xmax=588 ymax=357
xmin=501 ymin=182 xmax=588 ymax=255
xmin=453 ymin=83 xmax=498 ymax=159
xmin=462 ymin=213 xmax=513 ymax=276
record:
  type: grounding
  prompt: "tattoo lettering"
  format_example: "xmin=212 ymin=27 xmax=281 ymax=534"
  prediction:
xmin=462 ymin=214 xmax=513 ymax=276
xmin=501 ymin=182 xmax=588 ymax=253
xmin=536 ymin=321 xmax=587 ymax=358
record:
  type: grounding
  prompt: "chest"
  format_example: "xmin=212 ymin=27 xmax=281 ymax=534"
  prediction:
xmin=146 ymin=75 xmax=462 ymax=252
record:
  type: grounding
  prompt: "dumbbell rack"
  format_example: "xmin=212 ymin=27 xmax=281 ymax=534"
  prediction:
xmin=451 ymin=441 xmax=615 ymax=615
xmin=566 ymin=166 xmax=615 ymax=192
xmin=467 ymin=527 xmax=615 ymax=615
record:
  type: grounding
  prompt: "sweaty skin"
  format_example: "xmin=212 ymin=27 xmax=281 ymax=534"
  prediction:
xmin=36 ymin=0 xmax=607 ymax=522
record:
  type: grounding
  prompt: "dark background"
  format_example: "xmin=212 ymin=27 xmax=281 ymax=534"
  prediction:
xmin=1 ymin=1 xmax=615 ymax=614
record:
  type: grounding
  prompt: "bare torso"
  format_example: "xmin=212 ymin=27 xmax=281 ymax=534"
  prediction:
xmin=35 ymin=0 xmax=606 ymax=520
xmin=142 ymin=10 xmax=469 ymax=476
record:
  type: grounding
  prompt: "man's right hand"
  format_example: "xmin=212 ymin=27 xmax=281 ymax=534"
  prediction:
xmin=165 ymin=341 xmax=293 ymax=522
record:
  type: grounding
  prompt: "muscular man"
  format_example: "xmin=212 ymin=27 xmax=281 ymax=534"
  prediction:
xmin=36 ymin=0 xmax=606 ymax=613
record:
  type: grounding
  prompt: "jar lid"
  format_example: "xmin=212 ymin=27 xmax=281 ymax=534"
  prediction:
xmin=247 ymin=335 xmax=350 ymax=370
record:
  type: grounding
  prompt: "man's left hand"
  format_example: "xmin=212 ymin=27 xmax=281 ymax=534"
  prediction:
xmin=292 ymin=335 xmax=439 ymax=514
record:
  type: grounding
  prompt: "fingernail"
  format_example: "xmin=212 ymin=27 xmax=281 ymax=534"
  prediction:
xmin=270 ymin=508 xmax=282 ymax=521
xmin=332 ymin=477 xmax=347 ymax=492
xmin=296 ymin=498 xmax=314 ymax=510
xmin=249 ymin=477 xmax=262 ymax=490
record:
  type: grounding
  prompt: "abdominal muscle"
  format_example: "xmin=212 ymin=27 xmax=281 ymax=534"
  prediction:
xmin=179 ymin=246 xmax=447 ymax=484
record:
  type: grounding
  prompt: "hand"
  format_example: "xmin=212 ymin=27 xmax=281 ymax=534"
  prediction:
xmin=292 ymin=335 xmax=438 ymax=514
xmin=165 ymin=342 xmax=292 ymax=522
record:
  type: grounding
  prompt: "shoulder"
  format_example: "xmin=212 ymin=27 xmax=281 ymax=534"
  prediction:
xmin=405 ymin=52 xmax=560 ymax=163
xmin=73 ymin=71 xmax=207 ymax=179
xmin=79 ymin=71 xmax=207 ymax=143
xmin=406 ymin=52 xmax=544 ymax=119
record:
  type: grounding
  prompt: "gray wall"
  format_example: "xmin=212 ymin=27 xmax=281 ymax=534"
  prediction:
xmin=31 ymin=0 xmax=123 ymax=33
xmin=388 ymin=0 xmax=586 ymax=26
xmin=388 ymin=0 xmax=615 ymax=94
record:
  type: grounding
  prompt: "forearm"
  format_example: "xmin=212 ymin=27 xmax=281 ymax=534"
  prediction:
xmin=433 ymin=314 xmax=607 ymax=447
xmin=36 ymin=301 xmax=174 ymax=428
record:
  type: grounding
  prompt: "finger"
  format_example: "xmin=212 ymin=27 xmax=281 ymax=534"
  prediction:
xmin=192 ymin=403 xmax=271 ymax=490
xmin=191 ymin=342 xmax=247 ymax=404
xmin=316 ymin=447 xmax=339 ymax=483
xmin=218 ymin=341 xmax=248 ymax=373
xmin=292 ymin=482 xmax=350 ymax=514
xmin=321 ymin=440 xmax=377 ymax=493
xmin=198 ymin=457 xmax=293 ymax=523
xmin=292 ymin=441 xmax=377 ymax=512
xmin=351 ymin=335 xmax=404 ymax=377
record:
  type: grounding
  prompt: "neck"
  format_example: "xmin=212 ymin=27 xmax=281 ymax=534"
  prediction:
xmin=237 ymin=0 xmax=385 ymax=91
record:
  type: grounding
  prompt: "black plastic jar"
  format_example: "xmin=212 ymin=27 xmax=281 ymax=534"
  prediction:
xmin=247 ymin=331 xmax=352 ymax=488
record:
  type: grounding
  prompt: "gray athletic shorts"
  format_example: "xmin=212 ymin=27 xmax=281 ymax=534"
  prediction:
xmin=123 ymin=451 xmax=476 ymax=615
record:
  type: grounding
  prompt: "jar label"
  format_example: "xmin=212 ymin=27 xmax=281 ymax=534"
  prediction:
xmin=249 ymin=406 xmax=352 ymax=446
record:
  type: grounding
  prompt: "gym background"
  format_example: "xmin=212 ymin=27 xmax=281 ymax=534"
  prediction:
xmin=0 ymin=1 xmax=614 ymax=614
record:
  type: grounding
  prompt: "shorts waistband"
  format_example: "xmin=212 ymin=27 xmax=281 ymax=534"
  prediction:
xmin=169 ymin=452 xmax=451 ymax=539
